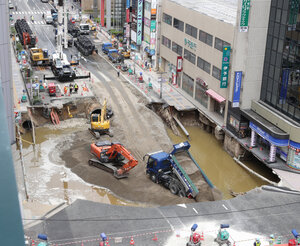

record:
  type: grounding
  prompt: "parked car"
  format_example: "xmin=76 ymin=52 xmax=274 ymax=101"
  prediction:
xmin=45 ymin=15 xmax=53 ymax=24
xmin=120 ymin=63 xmax=128 ymax=72
xmin=41 ymin=0 xmax=49 ymax=2
xmin=8 ymin=1 xmax=14 ymax=9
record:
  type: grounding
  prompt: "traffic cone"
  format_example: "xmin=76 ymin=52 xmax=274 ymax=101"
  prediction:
xmin=106 ymin=239 xmax=110 ymax=246
xmin=31 ymin=240 xmax=35 ymax=246
xmin=233 ymin=242 xmax=236 ymax=246
xmin=18 ymin=99 xmax=21 ymax=104
xmin=130 ymin=237 xmax=135 ymax=245
xmin=81 ymin=241 xmax=84 ymax=246
xmin=152 ymin=233 xmax=158 ymax=241
xmin=176 ymin=231 xmax=180 ymax=237
xmin=200 ymin=232 xmax=204 ymax=240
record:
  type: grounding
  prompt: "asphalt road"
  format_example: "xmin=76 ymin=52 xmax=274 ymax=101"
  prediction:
xmin=25 ymin=186 xmax=300 ymax=246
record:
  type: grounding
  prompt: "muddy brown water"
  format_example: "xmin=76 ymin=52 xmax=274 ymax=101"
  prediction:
xmin=18 ymin=122 xmax=278 ymax=206
xmin=167 ymin=126 xmax=279 ymax=199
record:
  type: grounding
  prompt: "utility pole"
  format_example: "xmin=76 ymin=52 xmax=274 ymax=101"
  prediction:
xmin=157 ymin=72 xmax=167 ymax=99
xmin=93 ymin=0 xmax=98 ymax=19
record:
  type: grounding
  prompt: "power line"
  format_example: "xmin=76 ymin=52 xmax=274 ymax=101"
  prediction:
xmin=22 ymin=199 xmax=300 ymax=222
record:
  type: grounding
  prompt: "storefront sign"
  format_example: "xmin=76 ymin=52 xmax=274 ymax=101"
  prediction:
xmin=184 ymin=38 xmax=197 ymax=51
xmin=240 ymin=0 xmax=250 ymax=32
xmin=177 ymin=56 xmax=183 ymax=72
xmin=150 ymin=32 xmax=156 ymax=49
xmin=144 ymin=33 xmax=150 ymax=44
xmin=144 ymin=17 xmax=151 ymax=27
xmin=151 ymin=0 xmax=157 ymax=15
xmin=220 ymin=46 xmax=231 ymax=88
xmin=131 ymin=30 xmax=137 ymax=43
xmin=232 ymin=71 xmax=242 ymax=107
xmin=137 ymin=0 xmax=143 ymax=45
xmin=126 ymin=8 xmax=130 ymax=23
xmin=249 ymin=122 xmax=289 ymax=147
xmin=279 ymin=69 xmax=290 ymax=104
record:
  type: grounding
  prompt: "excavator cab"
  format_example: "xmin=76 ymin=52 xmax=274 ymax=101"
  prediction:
xmin=89 ymin=99 xmax=112 ymax=138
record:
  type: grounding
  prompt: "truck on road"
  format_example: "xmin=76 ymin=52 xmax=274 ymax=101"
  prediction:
xmin=144 ymin=141 xmax=217 ymax=200
xmin=108 ymin=49 xmax=121 ymax=63
xmin=102 ymin=42 xmax=113 ymax=54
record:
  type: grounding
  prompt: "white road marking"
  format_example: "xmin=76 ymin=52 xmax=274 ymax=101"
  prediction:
xmin=222 ymin=204 xmax=229 ymax=210
xmin=21 ymin=11 xmax=24 ymax=14
xmin=177 ymin=204 xmax=187 ymax=208
xmin=193 ymin=207 xmax=198 ymax=214
xmin=99 ymin=71 xmax=111 ymax=82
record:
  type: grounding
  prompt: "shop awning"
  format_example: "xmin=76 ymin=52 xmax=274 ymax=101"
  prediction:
xmin=206 ymin=89 xmax=225 ymax=103
xmin=241 ymin=109 xmax=289 ymax=140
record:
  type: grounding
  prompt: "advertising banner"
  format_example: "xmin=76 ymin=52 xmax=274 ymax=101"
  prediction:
xmin=126 ymin=0 xmax=130 ymax=9
xmin=137 ymin=0 xmax=143 ymax=45
xmin=220 ymin=46 xmax=231 ymax=88
xmin=232 ymin=71 xmax=242 ymax=107
xmin=240 ymin=0 xmax=250 ymax=32
xmin=126 ymin=8 xmax=130 ymax=23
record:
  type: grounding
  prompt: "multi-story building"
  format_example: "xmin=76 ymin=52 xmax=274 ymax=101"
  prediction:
xmin=158 ymin=0 xmax=300 ymax=171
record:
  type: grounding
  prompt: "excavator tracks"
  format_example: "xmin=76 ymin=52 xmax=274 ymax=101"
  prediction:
xmin=88 ymin=158 xmax=129 ymax=179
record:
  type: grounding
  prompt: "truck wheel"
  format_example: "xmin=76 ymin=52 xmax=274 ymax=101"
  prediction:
xmin=150 ymin=173 xmax=156 ymax=183
xmin=169 ymin=182 xmax=179 ymax=195
xmin=178 ymin=190 xmax=186 ymax=197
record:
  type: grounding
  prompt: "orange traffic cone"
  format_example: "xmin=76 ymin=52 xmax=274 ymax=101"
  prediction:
xmin=152 ymin=233 xmax=158 ymax=241
xmin=31 ymin=240 xmax=36 ymax=246
xmin=130 ymin=237 xmax=135 ymax=245
xmin=200 ymin=232 xmax=204 ymax=240
xmin=233 ymin=242 xmax=236 ymax=246
xmin=106 ymin=239 xmax=110 ymax=246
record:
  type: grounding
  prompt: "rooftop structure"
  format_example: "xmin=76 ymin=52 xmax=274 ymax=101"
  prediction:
xmin=169 ymin=0 xmax=238 ymax=25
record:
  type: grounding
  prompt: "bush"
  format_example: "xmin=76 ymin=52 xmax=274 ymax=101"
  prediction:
xmin=10 ymin=26 xmax=16 ymax=35
xmin=16 ymin=42 xmax=23 ymax=52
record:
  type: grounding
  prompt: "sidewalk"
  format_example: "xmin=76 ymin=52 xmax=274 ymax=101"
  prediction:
xmin=11 ymin=42 xmax=29 ymax=112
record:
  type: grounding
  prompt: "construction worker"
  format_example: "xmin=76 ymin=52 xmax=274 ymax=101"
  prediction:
xmin=69 ymin=83 xmax=73 ymax=94
xmin=254 ymin=238 xmax=261 ymax=246
xmin=269 ymin=234 xmax=275 ymax=245
xmin=31 ymin=15 xmax=34 ymax=23
xmin=64 ymin=86 xmax=68 ymax=95
xmin=117 ymin=69 xmax=120 ymax=77
xmin=42 ymin=13 xmax=45 ymax=19
xmin=74 ymin=83 xmax=78 ymax=93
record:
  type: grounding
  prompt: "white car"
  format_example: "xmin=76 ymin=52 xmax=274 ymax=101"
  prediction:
xmin=45 ymin=15 xmax=53 ymax=24
xmin=8 ymin=1 xmax=14 ymax=9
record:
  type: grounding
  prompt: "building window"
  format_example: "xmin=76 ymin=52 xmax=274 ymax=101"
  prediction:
xmin=173 ymin=18 xmax=184 ymax=32
xmin=197 ymin=57 xmax=211 ymax=74
xmin=162 ymin=36 xmax=171 ymax=48
xmin=214 ymin=37 xmax=230 ymax=51
xmin=182 ymin=73 xmax=194 ymax=97
xmin=172 ymin=42 xmax=183 ymax=56
xmin=195 ymin=80 xmax=208 ymax=108
xmin=199 ymin=30 xmax=213 ymax=46
xmin=163 ymin=13 xmax=172 ymax=25
xmin=184 ymin=49 xmax=196 ymax=64
xmin=212 ymin=66 xmax=221 ymax=80
xmin=185 ymin=24 xmax=197 ymax=39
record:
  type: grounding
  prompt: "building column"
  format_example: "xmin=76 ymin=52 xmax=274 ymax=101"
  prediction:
xmin=250 ymin=129 xmax=257 ymax=147
xmin=269 ymin=144 xmax=277 ymax=163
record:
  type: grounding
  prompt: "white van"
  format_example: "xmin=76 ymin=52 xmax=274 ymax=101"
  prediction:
xmin=45 ymin=15 xmax=53 ymax=24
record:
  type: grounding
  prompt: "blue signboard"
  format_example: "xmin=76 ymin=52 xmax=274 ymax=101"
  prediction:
xmin=126 ymin=0 xmax=130 ymax=8
xmin=279 ymin=69 xmax=290 ymax=104
xmin=289 ymin=140 xmax=300 ymax=150
xmin=232 ymin=71 xmax=242 ymax=108
xmin=137 ymin=0 xmax=143 ymax=45
xmin=249 ymin=122 xmax=289 ymax=147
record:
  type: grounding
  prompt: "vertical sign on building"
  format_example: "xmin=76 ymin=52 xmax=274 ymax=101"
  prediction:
xmin=150 ymin=20 xmax=156 ymax=50
xmin=279 ymin=69 xmax=290 ymax=104
xmin=240 ymin=0 xmax=250 ymax=32
xmin=151 ymin=0 xmax=157 ymax=15
xmin=232 ymin=71 xmax=242 ymax=107
xmin=126 ymin=0 xmax=130 ymax=23
xmin=137 ymin=0 xmax=143 ymax=45
xmin=176 ymin=56 xmax=183 ymax=72
xmin=220 ymin=46 xmax=231 ymax=88
xmin=101 ymin=0 xmax=105 ymax=27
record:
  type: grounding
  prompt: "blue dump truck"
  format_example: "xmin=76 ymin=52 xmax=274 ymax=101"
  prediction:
xmin=144 ymin=141 xmax=220 ymax=201
xmin=108 ymin=49 xmax=121 ymax=63
xmin=102 ymin=42 xmax=113 ymax=54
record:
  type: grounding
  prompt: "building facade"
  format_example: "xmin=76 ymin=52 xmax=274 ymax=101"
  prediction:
xmin=158 ymin=0 xmax=300 ymax=171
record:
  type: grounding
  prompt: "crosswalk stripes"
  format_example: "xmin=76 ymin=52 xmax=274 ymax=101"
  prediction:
xmin=12 ymin=11 xmax=47 ymax=15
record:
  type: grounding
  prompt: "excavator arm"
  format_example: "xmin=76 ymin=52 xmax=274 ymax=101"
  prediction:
xmin=105 ymin=143 xmax=138 ymax=176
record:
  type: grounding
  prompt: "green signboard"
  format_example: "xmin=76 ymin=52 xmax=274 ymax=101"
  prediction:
xmin=220 ymin=46 xmax=231 ymax=88
xmin=240 ymin=0 xmax=251 ymax=32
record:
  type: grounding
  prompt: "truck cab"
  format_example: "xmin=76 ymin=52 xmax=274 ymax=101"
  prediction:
xmin=79 ymin=23 xmax=90 ymax=35
xmin=102 ymin=42 xmax=113 ymax=54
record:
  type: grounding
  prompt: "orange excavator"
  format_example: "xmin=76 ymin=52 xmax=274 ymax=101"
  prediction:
xmin=88 ymin=141 xmax=138 ymax=179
